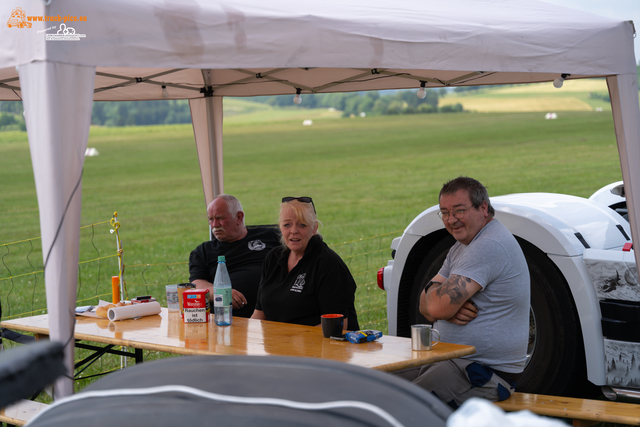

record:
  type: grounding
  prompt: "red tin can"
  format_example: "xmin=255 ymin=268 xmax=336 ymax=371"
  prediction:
xmin=182 ymin=288 xmax=210 ymax=323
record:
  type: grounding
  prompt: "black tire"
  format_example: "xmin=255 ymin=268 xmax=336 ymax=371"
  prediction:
xmin=407 ymin=236 xmax=597 ymax=397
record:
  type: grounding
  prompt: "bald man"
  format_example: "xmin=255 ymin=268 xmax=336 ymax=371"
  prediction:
xmin=189 ymin=194 xmax=279 ymax=318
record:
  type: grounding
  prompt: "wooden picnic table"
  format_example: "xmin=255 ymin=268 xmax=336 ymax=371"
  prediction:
xmin=1 ymin=308 xmax=475 ymax=372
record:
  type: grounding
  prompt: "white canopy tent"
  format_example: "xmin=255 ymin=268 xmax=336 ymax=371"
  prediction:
xmin=0 ymin=0 xmax=638 ymax=398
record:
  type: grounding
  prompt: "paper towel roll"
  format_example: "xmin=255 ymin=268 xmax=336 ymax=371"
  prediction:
xmin=107 ymin=301 xmax=162 ymax=321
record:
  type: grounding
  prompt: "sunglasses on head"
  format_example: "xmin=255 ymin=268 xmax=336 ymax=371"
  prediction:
xmin=282 ymin=196 xmax=316 ymax=214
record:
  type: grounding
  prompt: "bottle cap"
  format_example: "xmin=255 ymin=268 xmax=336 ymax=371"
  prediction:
xmin=218 ymin=255 xmax=225 ymax=262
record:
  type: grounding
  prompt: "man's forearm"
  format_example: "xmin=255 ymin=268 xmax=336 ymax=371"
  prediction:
xmin=420 ymin=274 xmax=481 ymax=323
xmin=192 ymin=279 xmax=214 ymax=300
xmin=419 ymin=281 xmax=441 ymax=322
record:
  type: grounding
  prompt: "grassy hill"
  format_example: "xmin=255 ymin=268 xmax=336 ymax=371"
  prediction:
xmin=223 ymin=98 xmax=342 ymax=124
xmin=439 ymin=79 xmax=611 ymax=113
xmin=224 ymin=78 xmax=617 ymax=118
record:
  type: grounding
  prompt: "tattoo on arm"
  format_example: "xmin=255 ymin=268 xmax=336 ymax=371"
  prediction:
xmin=435 ymin=274 xmax=470 ymax=305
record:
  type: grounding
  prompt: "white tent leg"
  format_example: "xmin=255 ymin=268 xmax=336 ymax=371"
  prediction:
xmin=18 ymin=61 xmax=95 ymax=399
xmin=608 ymin=74 xmax=640 ymax=270
xmin=190 ymin=96 xmax=224 ymax=208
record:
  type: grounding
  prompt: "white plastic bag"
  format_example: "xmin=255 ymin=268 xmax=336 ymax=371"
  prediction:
xmin=447 ymin=398 xmax=567 ymax=427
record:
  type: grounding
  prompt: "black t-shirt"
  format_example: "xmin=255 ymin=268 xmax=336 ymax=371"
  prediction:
xmin=189 ymin=227 xmax=280 ymax=318
xmin=255 ymin=235 xmax=360 ymax=329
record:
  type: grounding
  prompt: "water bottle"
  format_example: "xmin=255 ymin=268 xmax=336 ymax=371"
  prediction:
xmin=213 ymin=255 xmax=232 ymax=326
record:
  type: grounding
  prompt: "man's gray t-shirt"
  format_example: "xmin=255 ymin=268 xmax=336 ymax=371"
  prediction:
xmin=436 ymin=219 xmax=530 ymax=373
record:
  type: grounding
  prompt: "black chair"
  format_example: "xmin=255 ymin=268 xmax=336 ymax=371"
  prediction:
xmin=0 ymin=299 xmax=66 ymax=410
xmin=0 ymin=340 xmax=65 ymax=409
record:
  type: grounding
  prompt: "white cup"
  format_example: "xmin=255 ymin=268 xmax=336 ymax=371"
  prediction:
xmin=411 ymin=324 xmax=440 ymax=351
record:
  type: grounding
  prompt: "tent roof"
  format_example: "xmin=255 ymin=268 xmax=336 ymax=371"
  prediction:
xmin=0 ymin=0 xmax=636 ymax=101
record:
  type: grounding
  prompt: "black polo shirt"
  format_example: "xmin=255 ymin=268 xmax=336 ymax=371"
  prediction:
xmin=189 ymin=226 xmax=280 ymax=318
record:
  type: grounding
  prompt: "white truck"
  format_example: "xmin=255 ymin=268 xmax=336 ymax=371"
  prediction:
xmin=378 ymin=181 xmax=640 ymax=399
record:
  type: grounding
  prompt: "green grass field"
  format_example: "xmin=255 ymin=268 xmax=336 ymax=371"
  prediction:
xmin=0 ymin=106 xmax=623 ymax=395
xmin=0 ymin=108 xmax=622 ymax=318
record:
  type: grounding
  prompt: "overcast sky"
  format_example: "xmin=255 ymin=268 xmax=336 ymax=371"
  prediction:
xmin=542 ymin=0 xmax=640 ymax=63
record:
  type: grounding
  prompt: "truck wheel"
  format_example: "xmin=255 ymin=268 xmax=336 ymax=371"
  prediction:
xmin=408 ymin=236 xmax=595 ymax=397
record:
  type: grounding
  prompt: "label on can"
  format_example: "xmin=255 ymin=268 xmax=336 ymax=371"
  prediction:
xmin=213 ymin=287 xmax=231 ymax=307
xmin=167 ymin=291 xmax=179 ymax=305
xmin=184 ymin=307 xmax=208 ymax=323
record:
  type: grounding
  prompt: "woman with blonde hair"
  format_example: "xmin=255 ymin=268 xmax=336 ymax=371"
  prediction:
xmin=251 ymin=197 xmax=359 ymax=330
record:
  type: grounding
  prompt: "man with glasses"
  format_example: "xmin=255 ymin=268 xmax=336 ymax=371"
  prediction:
xmin=189 ymin=194 xmax=280 ymax=318
xmin=396 ymin=177 xmax=530 ymax=408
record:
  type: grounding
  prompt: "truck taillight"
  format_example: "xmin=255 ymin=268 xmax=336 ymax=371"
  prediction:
xmin=377 ymin=267 xmax=385 ymax=290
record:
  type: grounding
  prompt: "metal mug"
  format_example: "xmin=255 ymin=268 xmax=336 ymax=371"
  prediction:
xmin=411 ymin=324 xmax=440 ymax=351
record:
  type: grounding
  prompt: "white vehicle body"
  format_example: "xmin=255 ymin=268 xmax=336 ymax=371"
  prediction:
xmin=380 ymin=182 xmax=639 ymax=397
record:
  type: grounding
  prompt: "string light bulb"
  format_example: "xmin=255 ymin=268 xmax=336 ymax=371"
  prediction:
xmin=553 ymin=74 xmax=570 ymax=89
xmin=293 ymin=88 xmax=302 ymax=105
xmin=417 ymin=81 xmax=427 ymax=99
xmin=161 ymin=85 xmax=170 ymax=98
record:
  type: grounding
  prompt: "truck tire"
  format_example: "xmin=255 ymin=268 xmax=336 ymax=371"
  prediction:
xmin=408 ymin=235 xmax=595 ymax=397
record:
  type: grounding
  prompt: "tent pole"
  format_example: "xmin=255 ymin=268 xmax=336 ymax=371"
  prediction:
xmin=190 ymin=96 xmax=224 ymax=209
xmin=607 ymin=74 xmax=640 ymax=271
xmin=18 ymin=61 xmax=95 ymax=398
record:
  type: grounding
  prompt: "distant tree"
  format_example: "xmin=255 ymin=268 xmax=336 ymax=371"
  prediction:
xmin=0 ymin=113 xmax=16 ymax=127
xmin=249 ymin=89 xmax=445 ymax=117
xmin=0 ymin=102 xmax=26 ymax=131
xmin=440 ymin=103 xmax=464 ymax=113
xmin=91 ymin=100 xmax=192 ymax=127
xmin=589 ymin=92 xmax=610 ymax=103
xmin=417 ymin=104 xmax=437 ymax=114
xmin=0 ymin=101 xmax=23 ymax=114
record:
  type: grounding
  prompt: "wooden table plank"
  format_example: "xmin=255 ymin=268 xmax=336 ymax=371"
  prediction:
xmin=0 ymin=399 xmax=48 ymax=426
xmin=495 ymin=392 xmax=640 ymax=426
xmin=1 ymin=309 xmax=475 ymax=372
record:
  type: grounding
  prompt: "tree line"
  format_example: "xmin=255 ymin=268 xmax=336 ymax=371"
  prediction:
xmin=0 ymin=64 xmax=638 ymax=130
xmin=0 ymin=88 xmax=462 ymax=129
xmin=252 ymin=89 xmax=461 ymax=117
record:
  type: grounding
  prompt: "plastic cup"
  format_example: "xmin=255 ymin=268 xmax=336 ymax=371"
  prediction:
xmin=166 ymin=284 xmax=179 ymax=311
xmin=177 ymin=283 xmax=196 ymax=317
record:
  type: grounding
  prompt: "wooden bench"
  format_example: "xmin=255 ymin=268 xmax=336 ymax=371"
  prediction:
xmin=494 ymin=392 xmax=640 ymax=427
xmin=0 ymin=399 xmax=49 ymax=426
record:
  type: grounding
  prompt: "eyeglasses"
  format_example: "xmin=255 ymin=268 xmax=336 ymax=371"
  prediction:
xmin=437 ymin=207 xmax=472 ymax=221
xmin=282 ymin=196 xmax=316 ymax=214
